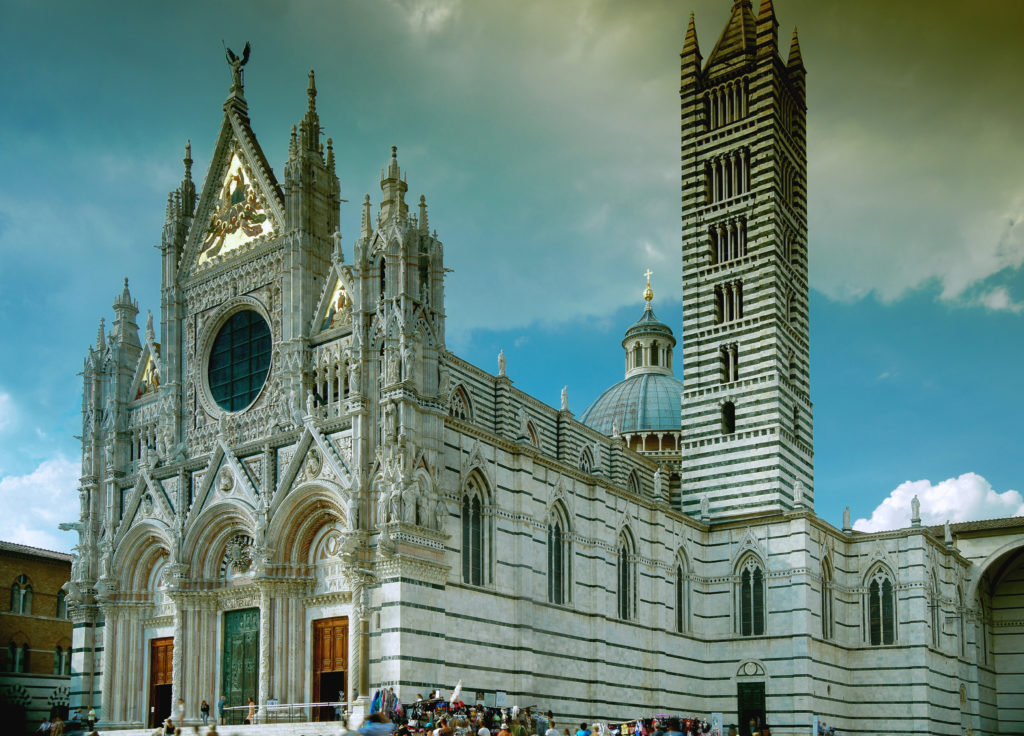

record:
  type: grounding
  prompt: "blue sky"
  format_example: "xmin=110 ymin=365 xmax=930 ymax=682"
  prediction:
xmin=1 ymin=0 xmax=1022 ymax=552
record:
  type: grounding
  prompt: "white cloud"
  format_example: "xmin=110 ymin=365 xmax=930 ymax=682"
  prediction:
xmin=388 ymin=0 xmax=461 ymax=34
xmin=854 ymin=473 xmax=1024 ymax=532
xmin=972 ymin=285 xmax=1024 ymax=313
xmin=0 ymin=455 xmax=80 ymax=553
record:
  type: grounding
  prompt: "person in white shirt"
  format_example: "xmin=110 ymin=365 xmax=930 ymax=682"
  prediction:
xmin=479 ymin=725 xmax=492 ymax=736
xmin=545 ymin=723 xmax=559 ymax=736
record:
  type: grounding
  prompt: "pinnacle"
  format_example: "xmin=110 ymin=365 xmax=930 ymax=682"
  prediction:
xmin=788 ymin=26 xmax=804 ymax=69
xmin=682 ymin=12 xmax=699 ymax=55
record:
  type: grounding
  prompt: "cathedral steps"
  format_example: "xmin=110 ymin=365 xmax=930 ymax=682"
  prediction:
xmin=100 ymin=722 xmax=344 ymax=736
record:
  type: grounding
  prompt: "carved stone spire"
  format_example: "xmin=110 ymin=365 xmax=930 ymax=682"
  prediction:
xmin=418 ymin=195 xmax=428 ymax=234
xmin=379 ymin=146 xmax=408 ymax=222
xmin=96 ymin=317 xmax=106 ymax=351
xmin=180 ymin=140 xmax=196 ymax=215
xmin=301 ymin=70 xmax=322 ymax=155
xmin=361 ymin=194 xmax=372 ymax=238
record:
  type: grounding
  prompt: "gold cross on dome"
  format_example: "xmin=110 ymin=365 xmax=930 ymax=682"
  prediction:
xmin=644 ymin=269 xmax=653 ymax=283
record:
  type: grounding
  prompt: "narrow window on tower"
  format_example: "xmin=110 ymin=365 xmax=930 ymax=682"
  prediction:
xmin=714 ymin=287 xmax=724 ymax=325
xmin=379 ymin=257 xmax=387 ymax=299
xmin=793 ymin=405 xmax=800 ymax=440
xmin=651 ymin=341 xmax=659 ymax=367
xmin=721 ymin=401 xmax=736 ymax=435
xmin=709 ymin=227 xmax=718 ymax=265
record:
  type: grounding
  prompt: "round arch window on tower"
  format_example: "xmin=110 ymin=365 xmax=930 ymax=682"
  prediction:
xmin=207 ymin=310 xmax=272 ymax=412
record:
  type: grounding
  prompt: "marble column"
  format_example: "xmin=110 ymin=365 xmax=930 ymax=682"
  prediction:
xmin=99 ymin=606 xmax=118 ymax=724
xmin=258 ymin=587 xmax=271 ymax=716
xmin=170 ymin=597 xmax=184 ymax=708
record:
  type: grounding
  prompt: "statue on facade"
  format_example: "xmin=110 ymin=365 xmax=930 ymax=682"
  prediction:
xmin=225 ymin=42 xmax=251 ymax=90
xmin=842 ymin=506 xmax=851 ymax=531
xmin=498 ymin=350 xmax=506 ymax=377
xmin=911 ymin=494 xmax=921 ymax=526
xmin=434 ymin=499 xmax=447 ymax=532
xmin=793 ymin=480 xmax=805 ymax=507
xmin=402 ymin=483 xmax=418 ymax=524
xmin=561 ymin=386 xmax=569 ymax=412
xmin=346 ymin=477 xmax=360 ymax=531
xmin=700 ymin=494 xmax=710 ymax=520
xmin=388 ymin=483 xmax=403 ymax=524
xmin=653 ymin=466 xmax=664 ymax=501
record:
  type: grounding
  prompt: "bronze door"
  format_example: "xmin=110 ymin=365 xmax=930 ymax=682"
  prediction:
xmin=222 ymin=608 xmax=260 ymax=724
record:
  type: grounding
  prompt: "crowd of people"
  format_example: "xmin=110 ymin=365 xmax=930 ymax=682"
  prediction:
xmin=360 ymin=690 xmax=732 ymax=736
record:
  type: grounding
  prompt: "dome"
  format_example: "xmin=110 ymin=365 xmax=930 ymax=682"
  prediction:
xmin=624 ymin=305 xmax=674 ymax=341
xmin=579 ymin=372 xmax=685 ymax=435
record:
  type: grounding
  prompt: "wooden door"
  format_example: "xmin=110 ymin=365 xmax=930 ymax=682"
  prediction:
xmin=148 ymin=637 xmax=173 ymax=728
xmin=222 ymin=608 xmax=260 ymax=723
xmin=312 ymin=617 xmax=348 ymax=720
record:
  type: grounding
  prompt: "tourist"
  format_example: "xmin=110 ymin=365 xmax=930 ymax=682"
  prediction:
xmin=361 ymin=712 xmax=396 ymax=736
xmin=87 ymin=707 xmax=97 ymax=730
xmin=200 ymin=699 xmax=209 ymax=726
xmin=177 ymin=698 xmax=186 ymax=728
xmin=576 ymin=723 xmax=590 ymax=736
xmin=217 ymin=695 xmax=226 ymax=725
xmin=50 ymin=717 xmax=65 ymax=736
xmin=244 ymin=696 xmax=256 ymax=724
xmin=545 ymin=720 xmax=559 ymax=736
xmin=36 ymin=718 xmax=51 ymax=733
xmin=478 ymin=719 xmax=492 ymax=736
xmin=162 ymin=717 xmax=176 ymax=734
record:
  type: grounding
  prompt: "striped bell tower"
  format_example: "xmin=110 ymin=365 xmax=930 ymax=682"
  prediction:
xmin=679 ymin=0 xmax=812 ymax=518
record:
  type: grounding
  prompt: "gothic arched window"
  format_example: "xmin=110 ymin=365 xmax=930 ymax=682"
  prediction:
xmin=627 ymin=471 xmax=641 ymax=497
xmin=675 ymin=555 xmax=689 ymax=633
xmin=617 ymin=532 xmax=636 ymax=621
xmin=448 ymin=385 xmax=471 ymax=421
xmin=738 ymin=556 xmax=766 ymax=636
xmin=461 ymin=475 xmax=488 ymax=587
xmin=379 ymin=257 xmax=387 ymax=299
xmin=821 ymin=558 xmax=834 ymax=640
xmin=867 ymin=567 xmax=896 ymax=645
xmin=10 ymin=576 xmax=31 ymax=615
xmin=579 ymin=446 xmax=594 ymax=474
xmin=547 ymin=503 xmax=572 ymax=606
xmin=930 ymin=574 xmax=941 ymax=649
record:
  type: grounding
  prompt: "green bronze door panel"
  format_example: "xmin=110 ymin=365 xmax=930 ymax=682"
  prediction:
xmin=222 ymin=607 xmax=260 ymax=721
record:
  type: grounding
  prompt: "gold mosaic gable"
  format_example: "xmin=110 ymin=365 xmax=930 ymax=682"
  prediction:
xmin=197 ymin=151 xmax=277 ymax=268
xmin=319 ymin=277 xmax=352 ymax=331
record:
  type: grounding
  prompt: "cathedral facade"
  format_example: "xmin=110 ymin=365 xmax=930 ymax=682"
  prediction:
xmin=66 ymin=2 xmax=1024 ymax=734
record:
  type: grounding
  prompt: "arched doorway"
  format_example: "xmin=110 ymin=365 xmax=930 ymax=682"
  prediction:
xmin=973 ymin=543 xmax=1024 ymax=734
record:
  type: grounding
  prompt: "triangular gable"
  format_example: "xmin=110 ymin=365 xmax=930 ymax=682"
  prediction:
xmin=131 ymin=343 xmax=161 ymax=401
xmin=179 ymin=107 xmax=285 ymax=277
xmin=312 ymin=263 xmax=354 ymax=333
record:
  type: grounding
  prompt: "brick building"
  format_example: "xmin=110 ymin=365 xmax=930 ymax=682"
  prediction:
xmin=0 ymin=540 xmax=73 ymax=731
